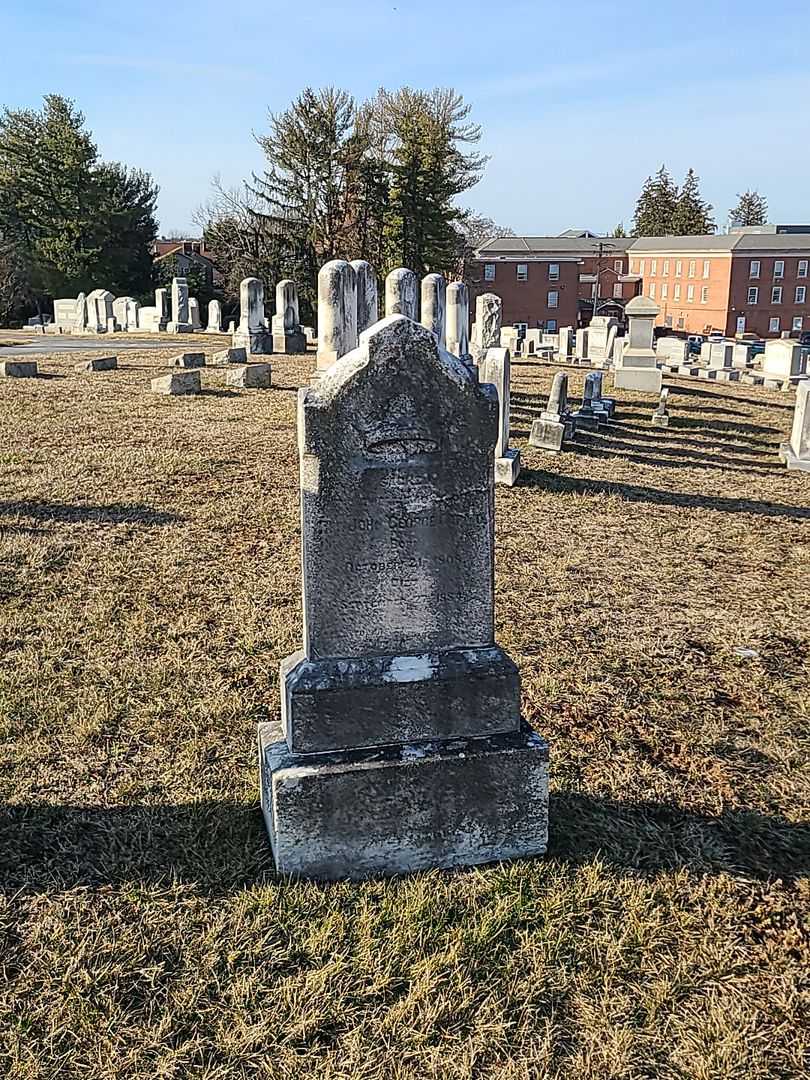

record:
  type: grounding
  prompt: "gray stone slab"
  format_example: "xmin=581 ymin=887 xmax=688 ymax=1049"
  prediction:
xmin=495 ymin=449 xmax=521 ymax=486
xmin=225 ymin=363 xmax=272 ymax=389
xmin=172 ymin=352 xmax=205 ymax=368
xmin=74 ymin=355 xmax=117 ymax=373
xmin=282 ymin=646 xmax=520 ymax=754
xmin=151 ymin=371 xmax=201 ymax=396
xmin=529 ymin=417 xmax=565 ymax=452
xmin=0 ymin=360 xmax=38 ymax=378
xmin=259 ymin=720 xmax=549 ymax=880
xmin=209 ymin=347 xmax=247 ymax=366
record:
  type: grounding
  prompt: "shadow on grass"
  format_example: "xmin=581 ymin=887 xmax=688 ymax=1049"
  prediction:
xmin=0 ymin=500 xmax=182 ymax=527
xmin=518 ymin=469 xmax=810 ymax=519
xmin=1 ymin=793 xmax=806 ymax=894
xmin=574 ymin=437 xmax=783 ymax=474
xmin=667 ymin=384 xmax=796 ymax=410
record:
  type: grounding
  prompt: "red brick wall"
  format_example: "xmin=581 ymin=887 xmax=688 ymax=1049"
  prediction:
xmin=727 ymin=254 xmax=809 ymax=337
xmin=628 ymin=251 xmax=732 ymax=335
xmin=469 ymin=259 xmax=579 ymax=329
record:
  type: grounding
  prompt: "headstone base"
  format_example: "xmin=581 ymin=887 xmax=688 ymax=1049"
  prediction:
xmin=232 ymin=328 xmax=273 ymax=355
xmin=651 ymin=413 xmax=669 ymax=427
xmin=613 ymin=368 xmax=663 ymax=394
xmin=529 ymin=418 xmax=566 ymax=452
xmin=0 ymin=360 xmax=38 ymax=378
xmin=210 ymin=347 xmax=247 ymax=366
xmin=258 ymin=719 xmax=549 ymax=880
xmin=779 ymin=442 xmax=810 ymax=472
xmin=282 ymin=645 xmax=520 ymax=755
xmin=75 ymin=356 xmax=117 ymax=373
xmin=225 ymin=363 xmax=272 ymax=389
xmin=172 ymin=352 xmax=206 ymax=368
xmin=151 ymin=371 xmax=201 ymax=396
xmin=494 ymin=449 xmax=521 ymax=487
xmin=272 ymin=330 xmax=307 ymax=355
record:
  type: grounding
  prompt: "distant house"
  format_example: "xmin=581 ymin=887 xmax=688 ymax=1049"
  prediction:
xmin=151 ymin=238 xmax=220 ymax=289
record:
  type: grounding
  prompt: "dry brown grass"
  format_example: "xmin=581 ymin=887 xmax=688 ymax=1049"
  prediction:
xmin=1 ymin=345 xmax=808 ymax=1079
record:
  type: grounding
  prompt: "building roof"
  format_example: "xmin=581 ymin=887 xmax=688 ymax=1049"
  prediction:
xmin=476 ymin=235 xmax=635 ymax=257
xmin=629 ymin=233 xmax=810 ymax=254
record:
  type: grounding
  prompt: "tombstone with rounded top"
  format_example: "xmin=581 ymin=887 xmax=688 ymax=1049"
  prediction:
xmin=167 ymin=277 xmax=193 ymax=334
xmin=351 ymin=260 xmax=379 ymax=336
xmin=480 ymin=346 xmax=520 ymax=485
xmin=316 ymin=260 xmax=357 ymax=372
xmin=471 ymin=293 xmax=503 ymax=364
xmin=232 ymin=277 xmax=272 ymax=354
xmin=205 ymin=299 xmax=223 ymax=334
xmin=271 ymin=279 xmax=306 ymax=353
xmin=259 ymin=314 xmax=548 ymax=879
xmin=421 ymin=273 xmax=446 ymax=347
xmin=446 ymin=281 xmax=472 ymax=364
xmin=385 ymin=268 xmax=418 ymax=321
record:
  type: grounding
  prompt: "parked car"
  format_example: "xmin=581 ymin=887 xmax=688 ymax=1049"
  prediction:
xmin=750 ymin=340 xmax=766 ymax=356
xmin=707 ymin=332 xmax=724 ymax=343
xmin=800 ymin=331 xmax=810 ymax=347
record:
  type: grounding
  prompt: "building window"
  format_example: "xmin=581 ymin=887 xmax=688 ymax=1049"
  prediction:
xmin=649 ymin=283 xmax=656 ymax=298
xmin=661 ymin=283 xmax=668 ymax=299
xmin=688 ymin=260 xmax=696 ymax=278
xmin=687 ymin=285 xmax=695 ymax=302
xmin=673 ymin=284 xmax=681 ymax=301
xmin=747 ymin=286 xmax=759 ymax=303
xmin=772 ymin=286 xmax=783 ymax=304
xmin=614 ymin=259 xmax=622 ymax=272
xmin=650 ymin=259 xmax=657 ymax=276
xmin=484 ymin=263 xmax=496 ymax=282
xmin=547 ymin=290 xmax=559 ymax=308
xmin=675 ymin=260 xmax=682 ymax=277
xmin=613 ymin=283 xmax=622 ymax=298
xmin=749 ymin=260 xmax=761 ymax=278
xmin=774 ymin=260 xmax=785 ymax=279
xmin=548 ymin=263 xmax=560 ymax=281
xmin=702 ymin=260 xmax=710 ymax=278
xmin=796 ymin=286 xmax=807 ymax=304
xmin=701 ymin=286 xmax=709 ymax=303
xmin=515 ymin=322 xmax=528 ymax=333
xmin=793 ymin=316 xmax=803 ymax=331
xmin=517 ymin=264 xmax=528 ymax=281
xmin=799 ymin=260 xmax=808 ymax=278
xmin=639 ymin=259 xmax=645 ymax=275
xmin=547 ymin=319 xmax=557 ymax=331
xmin=662 ymin=259 xmax=669 ymax=275
xmin=769 ymin=317 xmax=780 ymax=333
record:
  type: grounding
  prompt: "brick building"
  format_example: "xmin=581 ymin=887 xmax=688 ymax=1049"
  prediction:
xmin=471 ymin=234 xmax=640 ymax=331
xmin=628 ymin=233 xmax=810 ymax=338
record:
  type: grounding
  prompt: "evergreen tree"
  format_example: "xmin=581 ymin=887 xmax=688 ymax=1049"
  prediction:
xmin=632 ymin=166 xmax=679 ymax=236
xmin=729 ymin=189 xmax=768 ymax=228
xmin=673 ymin=168 xmax=715 ymax=235
xmin=612 ymin=222 xmax=627 ymax=237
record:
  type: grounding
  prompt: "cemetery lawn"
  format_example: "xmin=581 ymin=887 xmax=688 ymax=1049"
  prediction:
xmin=1 ymin=345 xmax=808 ymax=1080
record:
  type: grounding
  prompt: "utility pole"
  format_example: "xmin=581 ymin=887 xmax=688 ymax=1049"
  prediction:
xmin=591 ymin=239 xmax=615 ymax=321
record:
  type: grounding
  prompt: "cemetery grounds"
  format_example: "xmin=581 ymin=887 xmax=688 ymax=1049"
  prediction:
xmin=0 ymin=341 xmax=808 ymax=1079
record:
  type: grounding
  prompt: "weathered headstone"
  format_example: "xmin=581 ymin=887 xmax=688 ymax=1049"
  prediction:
xmin=471 ymin=294 xmax=503 ymax=364
xmin=656 ymin=336 xmax=688 ymax=364
xmin=587 ymin=316 xmax=618 ymax=362
xmin=167 ymin=277 xmax=193 ymax=334
xmin=232 ymin=277 xmax=272 ymax=354
xmin=205 ymin=299 xmax=223 ymax=334
xmin=112 ymin=297 xmax=139 ymax=332
xmin=613 ymin=295 xmax=662 ymax=393
xmin=151 ymin=371 xmax=201 ymax=395
xmin=732 ymin=342 xmax=754 ymax=369
xmin=188 ymin=297 xmax=202 ymax=330
xmin=385 ymin=268 xmax=418 ymax=320
xmin=446 ymin=281 xmax=471 ymax=363
xmin=652 ymin=387 xmax=670 ymax=427
xmin=258 ymin=315 xmax=549 ymax=879
xmin=75 ymin=356 xmax=117 ymax=373
xmin=316 ymin=260 xmax=358 ymax=373
xmin=557 ymin=326 xmax=574 ymax=361
xmin=271 ymin=280 xmax=306 ymax=353
xmin=529 ymin=371 xmax=573 ymax=452
xmin=575 ymin=328 xmax=589 ymax=362
xmin=0 ymin=360 xmax=38 ymax=378
xmin=210 ymin=346 xmax=247 ymax=366
xmin=779 ymin=379 xmax=810 ymax=471
xmin=480 ymin=346 xmax=520 ymax=485
xmin=420 ymin=273 xmax=446 ymax=348
xmin=763 ymin=339 xmax=805 ymax=380
xmin=572 ymin=372 xmax=607 ymax=429
xmin=351 ymin=260 xmax=379 ymax=336
xmin=226 ymin=363 xmax=272 ymax=389
xmin=701 ymin=340 xmax=733 ymax=369
xmin=172 ymin=352 xmax=206 ymax=368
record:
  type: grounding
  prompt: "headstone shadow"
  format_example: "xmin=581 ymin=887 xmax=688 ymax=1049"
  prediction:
xmin=0 ymin=500 xmax=183 ymax=527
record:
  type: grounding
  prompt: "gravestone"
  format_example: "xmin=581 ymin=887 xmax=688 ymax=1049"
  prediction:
xmin=575 ymin=328 xmax=589 ymax=362
xmin=172 ymin=352 xmax=206 ymax=368
xmin=75 ymin=356 xmax=117 ymax=373
xmin=701 ymin=340 xmax=733 ymax=368
xmin=233 ymin=277 xmax=272 ymax=354
xmin=385 ymin=268 xmax=418 ymax=320
xmin=258 ymin=315 xmax=549 ymax=879
xmin=557 ymin=327 xmax=574 ymax=361
xmin=657 ymin=336 xmax=688 ymax=364
xmin=652 ymin=387 xmax=670 ymax=427
xmin=763 ymin=339 xmax=805 ymax=380
xmin=210 ymin=346 xmax=247 ymax=366
xmin=351 ymin=260 xmax=379 ymax=335
xmin=446 ymin=282 xmax=471 ymax=364
xmin=500 ymin=326 xmax=519 ymax=352
xmin=779 ymin=379 xmax=810 ymax=471
xmin=529 ymin=371 xmax=573 ymax=452
xmin=226 ymin=363 xmax=272 ymax=389
xmin=151 ymin=371 xmax=200 ymax=395
xmin=613 ymin=295 xmax=662 ymax=393
xmin=732 ymin=343 xmax=754 ymax=369
xmin=316 ymin=260 xmax=357 ymax=373
xmin=572 ymin=372 xmax=607 ymax=429
xmin=471 ymin=294 xmax=503 ymax=364
xmin=205 ymin=299 xmax=223 ymax=334
xmin=480 ymin=347 xmax=520 ymax=486
xmin=167 ymin=277 xmax=193 ymax=334
xmin=271 ymin=279 xmax=307 ymax=353
xmin=140 ymin=288 xmax=170 ymax=333
xmin=113 ymin=297 xmax=138 ymax=331
xmin=72 ymin=293 xmax=88 ymax=335
xmin=587 ymin=316 xmax=618 ymax=362
xmin=53 ymin=298 xmax=78 ymax=331
xmin=421 ymin=273 xmax=446 ymax=348
xmin=0 ymin=361 xmax=38 ymax=378
xmin=189 ymin=297 xmax=203 ymax=330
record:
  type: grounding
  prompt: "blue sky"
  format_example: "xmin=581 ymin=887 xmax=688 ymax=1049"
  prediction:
xmin=3 ymin=0 xmax=808 ymax=236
